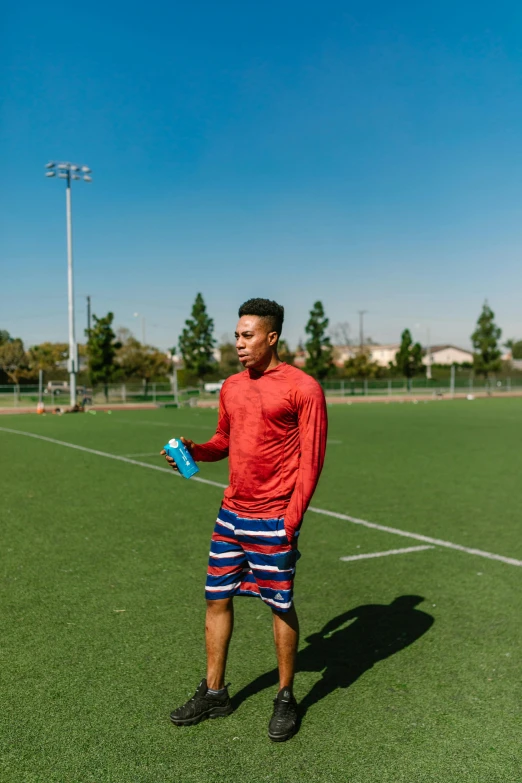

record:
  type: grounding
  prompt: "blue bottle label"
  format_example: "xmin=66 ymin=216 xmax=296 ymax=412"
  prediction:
xmin=164 ymin=438 xmax=199 ymax=479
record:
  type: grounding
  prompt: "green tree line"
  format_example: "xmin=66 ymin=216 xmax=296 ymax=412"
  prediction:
xmin=0 ymin=298 xmax=515 ymax=387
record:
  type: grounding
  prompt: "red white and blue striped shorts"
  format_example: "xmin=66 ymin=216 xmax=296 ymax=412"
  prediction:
xmin=205 ymin=507 xmax=301 ymax=613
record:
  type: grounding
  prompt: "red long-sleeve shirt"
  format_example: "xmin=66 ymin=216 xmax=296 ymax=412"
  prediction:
xmin=192 ymin=363 xmax=328 ymax=540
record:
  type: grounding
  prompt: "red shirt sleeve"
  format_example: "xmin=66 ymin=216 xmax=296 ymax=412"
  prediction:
xmin=283 ymin=381 xmax=328 ymax=540
xmin=191 ymin=390 xmax=230 ymax=462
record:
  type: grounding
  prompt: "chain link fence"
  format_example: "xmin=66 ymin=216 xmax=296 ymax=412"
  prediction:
xmin=0 ymin=382 xmax=206 ymax=409
xmin=321 ymin=376 xmax=522 ymax=397
xmin=2 ymin=374 xmax=522 ymax=409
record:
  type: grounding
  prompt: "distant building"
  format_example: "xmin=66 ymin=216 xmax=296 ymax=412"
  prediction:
xmin=333 ymin=344 xmax=400 ymax=368
xmin=368 ymin=344 xmax=401 ymax=367
xmin=423 ymin=345 xmax=473 ymax=366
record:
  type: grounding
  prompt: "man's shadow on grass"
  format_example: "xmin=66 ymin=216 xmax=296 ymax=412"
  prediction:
xmin=232 ymin=595 xmax=434 ymax=718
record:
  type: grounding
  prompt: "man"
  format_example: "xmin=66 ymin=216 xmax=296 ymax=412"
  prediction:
xmin=163 ymin=298 xmax=327 ymax=742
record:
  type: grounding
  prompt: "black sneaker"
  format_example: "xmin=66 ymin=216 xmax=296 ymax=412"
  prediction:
xmin=268 ymin=687 xmax=299 ymax=742
xmin=170 ymin=679 xmax=233 ymax=726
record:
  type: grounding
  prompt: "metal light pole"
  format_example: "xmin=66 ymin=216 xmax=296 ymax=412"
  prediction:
xmin=426 ymin=326 xmax=432 ymax=380
xmin=358 ymin=310 xmax=367 ymax=352
xmin=45 ymin=161 xmax=92 ymax=407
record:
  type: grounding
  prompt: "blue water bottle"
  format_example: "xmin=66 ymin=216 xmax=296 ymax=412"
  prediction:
xmin=163 ymin=438 xmax=200 ymax=479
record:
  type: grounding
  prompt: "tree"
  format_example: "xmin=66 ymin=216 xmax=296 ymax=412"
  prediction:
xmin=85 ymin=312 xmax=121 ymax=400
xmin=218 ymin=342 xmax=241 ymax=377
xmin=329 ymin=322 xmax=351 ymax=346
xmin=278 ymin=338 xmax=295 ymax=365
xmin=178 ymin=293 xmax=216 ymax=378
xmin=0 ymin=330 xmax=12 ymax=345
xmin=505 ymin=338 xmax=522 ymax=360
xmin=471 ymin=302 xmax=502 ymax=378
xmin=26 ymin=342 xmax=69 ymax=376
xmin=116 ymin=334 xmax=145 ymax=379
xmin=0 ymin=338 xmax=27 ymax=383
xmin=305 ymin=301 xmax=334 ymax=380
xmin=344 ymin=350 xmax=381 ymax=379
xmin=116 ymin=334 xmax=170 ymax=393
xmin=394 ymin=329 xmax=424 ymax=388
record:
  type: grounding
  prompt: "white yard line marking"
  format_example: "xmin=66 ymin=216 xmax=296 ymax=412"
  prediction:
xmin=2 ymin=425 xmax=522 ymax=568
xmin=0 ymin=427 xmax=225 ymax=490
xmin=327 ymin=439 xmax=343 ymax=444
xmin=308 ymin=506 xmax=522 ymax=567
xmin=340 ymin=546 xmax=434 ymax=562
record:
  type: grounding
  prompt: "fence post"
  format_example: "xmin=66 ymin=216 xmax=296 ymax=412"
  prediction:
xmin=14 ymin=384 xmax=18 ymax=407
xmin=450 ymin=364 xmax=455 ymax=398
xmin=341 ymin=380 xmax=345 ymax=397
xmin=388 ymin=379 xmax=391 ymax=396
xmin=152 ymin=383 xmax=156 ymax=404
xmin=364 ymin=379 xmax=368 ymax=396
xmin=172 ymin=368 xmax=179 ymax=407
xmin=121 ymin=384 xmax=126 ymax=404
xmin=507 ymin=377 xmax=511 ymax=392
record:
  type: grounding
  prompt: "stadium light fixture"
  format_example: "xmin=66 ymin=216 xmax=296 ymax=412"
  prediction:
xmin=44 ymin=160 xmax=93 ymax=408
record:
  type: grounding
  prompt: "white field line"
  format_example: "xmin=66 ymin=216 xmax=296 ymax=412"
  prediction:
xmin=2 ymin=425 xmax=522 ymax=568
xmin=340 ymin=545 xmax=434 ymax=562
xmin=0 ymin=427 xmax=225 ymax=490
xmin=308 ymin=506 xmax=522 ymax=567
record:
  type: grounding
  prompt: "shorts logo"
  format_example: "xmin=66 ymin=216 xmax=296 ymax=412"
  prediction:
xmin=274 ymin=592 xmax=284 ymax=600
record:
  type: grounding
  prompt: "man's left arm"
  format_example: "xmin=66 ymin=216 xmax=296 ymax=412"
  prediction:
xmin=284 ymin=382 xmax=328 ymax=542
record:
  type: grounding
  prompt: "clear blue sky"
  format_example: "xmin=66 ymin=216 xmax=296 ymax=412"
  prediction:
xmin=2 ymin=0 xmax=521 ymax=351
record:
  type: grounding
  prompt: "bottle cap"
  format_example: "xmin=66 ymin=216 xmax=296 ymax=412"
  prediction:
xmin=169 ymin=438 xmax=178 ymax=447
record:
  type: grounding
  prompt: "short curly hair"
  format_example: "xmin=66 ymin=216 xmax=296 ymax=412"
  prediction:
xmin=238 ymin=298 xmax=285 ymax=337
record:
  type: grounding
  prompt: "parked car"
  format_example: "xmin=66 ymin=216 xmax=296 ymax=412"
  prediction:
xmin=203 ymin=379 xmax=225 ymax=393
xmin=46 ymin=381 xmax=69 ymax=395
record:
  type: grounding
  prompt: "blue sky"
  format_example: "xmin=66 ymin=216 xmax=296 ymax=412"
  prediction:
xmin=1 ymin=0 xmax=521 ymax=351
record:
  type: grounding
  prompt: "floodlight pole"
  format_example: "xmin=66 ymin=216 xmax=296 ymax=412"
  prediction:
xmin=65 ymin=171 xmax=77 ymax=407
xmin=45 ymin=161 xmax=92 ymax=408
xmin=358 ymin=310 xmax=367 ymax=352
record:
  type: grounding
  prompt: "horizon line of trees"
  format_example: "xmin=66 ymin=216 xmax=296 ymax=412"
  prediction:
xmin=1 ymin=299 xmax=519 ymax=388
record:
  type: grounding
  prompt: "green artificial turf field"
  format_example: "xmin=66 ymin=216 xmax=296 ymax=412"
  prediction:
xmin=1 ymin=399 xmax=521 ymax=782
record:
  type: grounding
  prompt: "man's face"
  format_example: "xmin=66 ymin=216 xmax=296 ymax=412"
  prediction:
xmin=235 ymin=315 xmax=278 ymax=370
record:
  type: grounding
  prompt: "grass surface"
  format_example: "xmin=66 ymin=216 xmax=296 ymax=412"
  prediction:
xmin=1 ymin=399 xmax=521 ymax=782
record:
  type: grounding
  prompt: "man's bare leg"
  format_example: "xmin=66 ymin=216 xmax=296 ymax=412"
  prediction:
xmin=272 ymin=604 xmax=299 ymax=690
xmin=205 ymin=597 xmax=234 ymax=690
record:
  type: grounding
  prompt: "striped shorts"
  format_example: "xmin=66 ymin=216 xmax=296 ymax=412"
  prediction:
xmin=205 ymin=507 xmax=301 ymax=613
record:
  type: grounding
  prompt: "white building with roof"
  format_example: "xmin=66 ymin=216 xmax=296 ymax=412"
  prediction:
xmin=423 ymin=345 xmax=473 ymax=366
xmin=332 ymin=344 xmax=400 ymax=367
